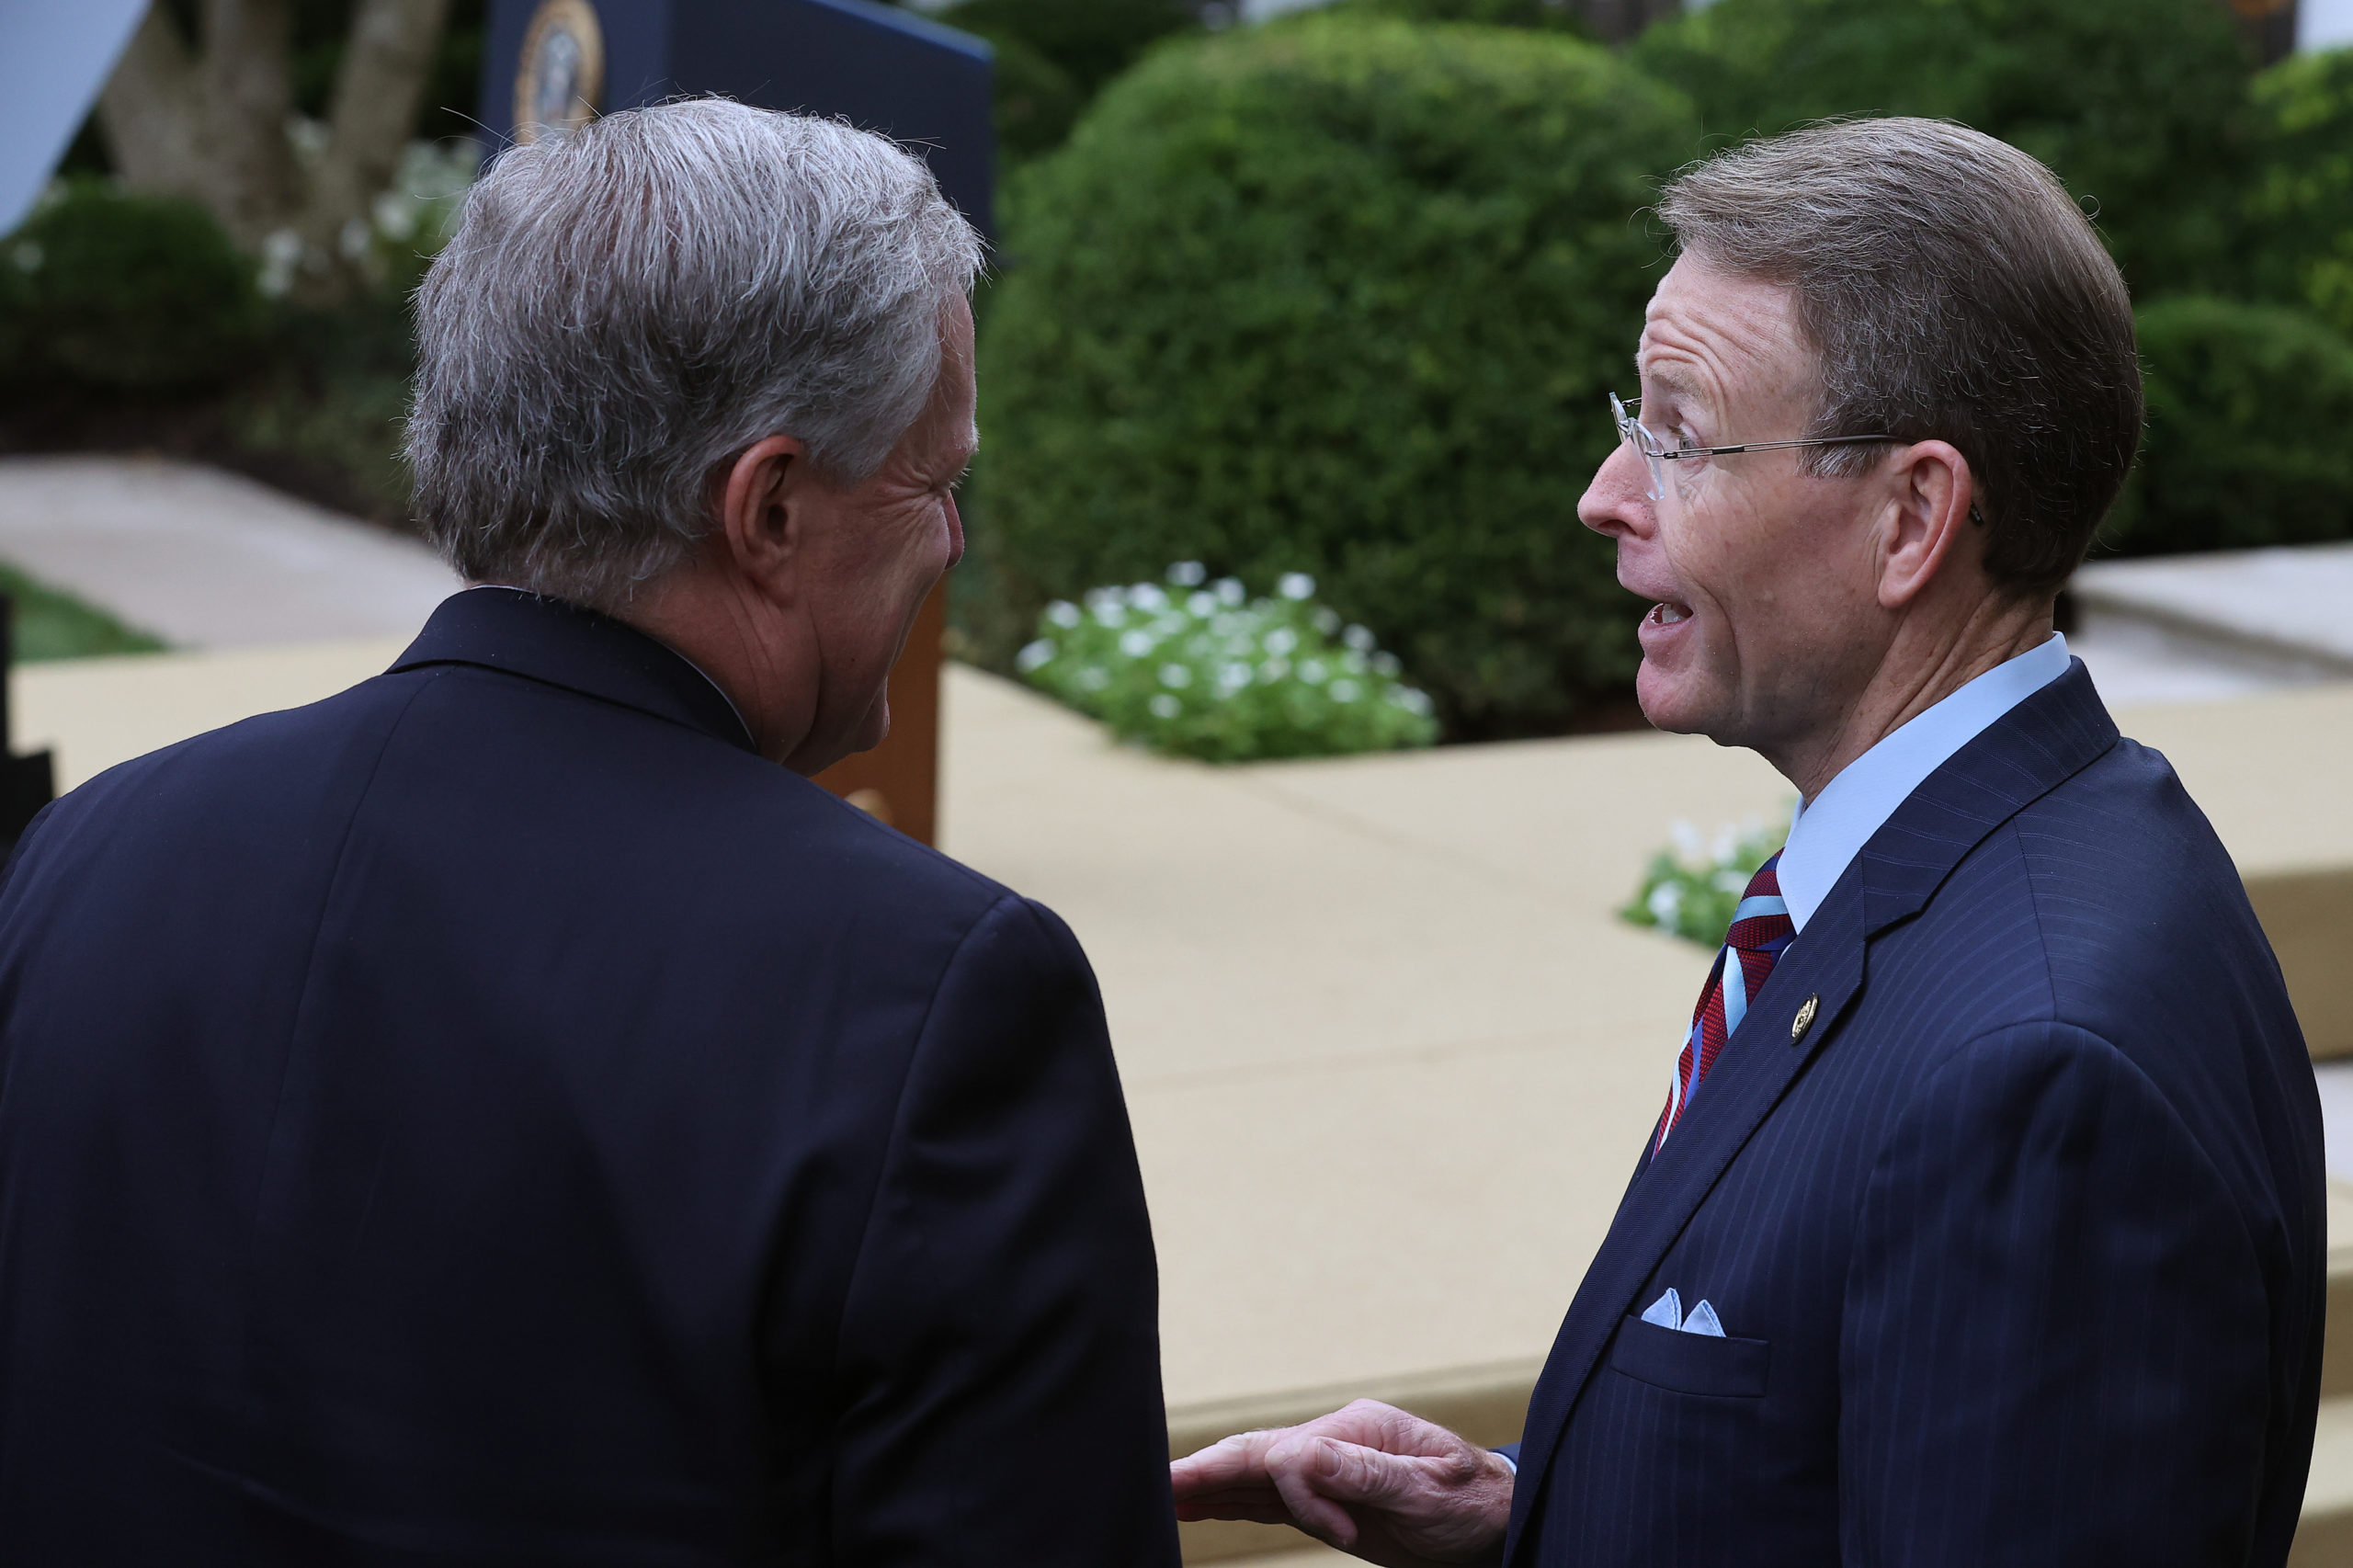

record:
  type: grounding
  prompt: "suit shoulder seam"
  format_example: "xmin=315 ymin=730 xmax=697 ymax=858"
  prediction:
xmin=244 ymin=667 xmax=452 ymax=1230
xmin=2005 ymin=816 xmax=2063 ymax=1028
xmin=822 ymin=890 xmax=1033 ymax=1415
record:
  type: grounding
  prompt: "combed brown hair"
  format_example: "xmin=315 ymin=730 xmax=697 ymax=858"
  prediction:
xmin=1658 ymin=118 xmax=2142 ymax=596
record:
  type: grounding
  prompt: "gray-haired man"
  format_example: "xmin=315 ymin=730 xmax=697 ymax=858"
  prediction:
xmin=0 ymin=101 xmax=1182 ymax=1566
xmin=1174 ymin=118 xmax=2322 ymax=1568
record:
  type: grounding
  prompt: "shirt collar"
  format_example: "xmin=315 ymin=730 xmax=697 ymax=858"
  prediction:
xmin=462 ymin=584 xmax=756 ymax=742
xmin=1776 ymin=631 xmax=2073 ymax=933
xmin=391 ymin=586 xmax=760 ymax=755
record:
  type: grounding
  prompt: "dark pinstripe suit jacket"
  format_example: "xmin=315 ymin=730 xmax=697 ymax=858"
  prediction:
xmin=1502 ymin=662 xmax=2325 ymax=1567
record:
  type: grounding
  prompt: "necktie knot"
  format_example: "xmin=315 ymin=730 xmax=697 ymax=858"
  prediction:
xmin=1723 ymin=855 xmax=1793 ymax=953
xmin=1653 ymin=851 xmax=1794 ymax=1154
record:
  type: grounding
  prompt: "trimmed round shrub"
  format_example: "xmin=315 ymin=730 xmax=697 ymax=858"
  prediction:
xmin=0 ymin=181 xmax=265 ymax=394
xmin=1627 ymin=0 xmax=2257 ymax=301
xmin=2103 ymin=296 xmax=2353 ymax=556
xmin=2243 ymin=46 xmax=2353 ymax=337
xmin=978 ymin=17 xmax=1699 ymax=739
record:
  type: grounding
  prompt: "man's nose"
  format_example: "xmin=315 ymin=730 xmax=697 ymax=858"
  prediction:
xmin=943 ymin=494 xmax=967 ymax=570
xmin=1578 ymin=441 xmax=1654 ymax=540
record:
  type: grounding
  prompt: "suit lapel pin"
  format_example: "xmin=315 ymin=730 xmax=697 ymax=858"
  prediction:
xmin=1790 ymin=994 xmax=1819 ymax=1046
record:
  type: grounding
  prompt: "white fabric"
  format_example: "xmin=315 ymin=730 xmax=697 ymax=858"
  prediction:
xmin=1776 ymin=633 xmax=2073 ymax=934
xmin=1639 ymin=1287 xmax=1728 ymax=1336
xmin=0 ymin=0 xmax=150 ymax=235
xmin=2303 ymin=0 xmax=2353 ymax=51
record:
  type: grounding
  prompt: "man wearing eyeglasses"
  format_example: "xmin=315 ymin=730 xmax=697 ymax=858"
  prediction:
xmin=1172 ymin=118 xmax=2323 ymax=1568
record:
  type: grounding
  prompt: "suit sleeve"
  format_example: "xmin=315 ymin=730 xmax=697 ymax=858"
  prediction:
xmin=1839 ymin=1021 xmax=2273 ymax=1567
xmin=827 ymin=893 xmax=1180 ymax=1568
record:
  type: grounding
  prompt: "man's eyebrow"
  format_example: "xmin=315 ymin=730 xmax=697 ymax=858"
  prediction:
xmin=1643 ymin=365 xmax=1707 ymax=405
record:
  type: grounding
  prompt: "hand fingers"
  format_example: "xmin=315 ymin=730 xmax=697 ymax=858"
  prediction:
xmin=1171 ymin=1402 xmax=1478 ymax=1547
xmin=1170 ymin=1428 xmax=1282 ymax=1497
xmin=1312 ymin=1399 xmax=1472 ymax=1460
xmin=1271 ymin=1432 xmax=1427 ymax=1512
xmin=1268 ymin=1456 xmax=1361 ymax=1549
xmin=1171 ymin=1404 xmax=1415 ymax=1496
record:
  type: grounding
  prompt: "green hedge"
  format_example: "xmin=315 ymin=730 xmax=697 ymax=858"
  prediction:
xmin=0 ymin=181 xmax=266 ymax=394
xmin=932 ymin=0 xmax=1199 ymax=160
xmin=1330 ymin=0 xmax=1589 ymax=29
xmin=2244 ymin=46 xmax=2353 ymax=337
xmin=977 ymin=17 xmax=1697 ymax=739
xmin=2103 ymin=296 xmax=2353 ymax=556
xmin=1627 ymin=0 xmax=2257 ymax=300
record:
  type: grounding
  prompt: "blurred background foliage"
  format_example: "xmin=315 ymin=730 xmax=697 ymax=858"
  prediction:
xmin=6 ymin=0 xmax=2353 ymax=742
xmin=1626 ymin=0 xmax=2259 ymax=297
xmin=975 ymin=17 xmax=1692 ymax=739
xmin=1330 ymin=0 xmax=1593 ymax=30
xmin=2109 ymin=295 xmax=2353 ymax=554
xmin=929 ymin=0 xmax=1204 ymax=161
xmin=5 ymin=0 xmax=483 ymax=526
xmin=0 ymin=183 xmax=268 ymax=394
xmin=2244 ymin=44 xmax=2353 ymax=335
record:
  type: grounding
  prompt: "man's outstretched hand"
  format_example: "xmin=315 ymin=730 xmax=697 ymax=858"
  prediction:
xmin=1168 ymin=1400 xmax=1513 ymax=1568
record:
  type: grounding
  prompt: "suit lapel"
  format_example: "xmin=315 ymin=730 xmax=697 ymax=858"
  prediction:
xmin=1503 ymin=895 xmax=1866 ymax=1557
xmin=1500 ymin=665 xmax=2120 ymax=1564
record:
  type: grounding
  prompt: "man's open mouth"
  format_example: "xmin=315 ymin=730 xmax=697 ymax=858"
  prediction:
xmin=1648 ymin=601 xmax=1693 ymax=626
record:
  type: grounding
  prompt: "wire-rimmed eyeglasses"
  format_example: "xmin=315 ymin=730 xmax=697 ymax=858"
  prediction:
xmin=1610 ymin=392 xmax=1894 ymax=504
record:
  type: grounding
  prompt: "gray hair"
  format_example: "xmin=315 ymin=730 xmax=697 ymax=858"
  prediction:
xmin=405 ymin=99 xmax=984 ymax=608
xmin=1658 ymin=118 xmax=2142 ymax=596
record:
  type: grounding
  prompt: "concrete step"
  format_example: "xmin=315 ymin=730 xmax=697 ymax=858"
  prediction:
xmin=2298 ymin=1396 xmax=2353 ymax=1566
xmin=2069 ymin=541 xmax=2353 ymax=705
xmin=2298 ymin=1189 xmax=2353 ymax=1564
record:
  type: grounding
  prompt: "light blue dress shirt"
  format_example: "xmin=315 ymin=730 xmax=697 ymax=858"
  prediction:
xmin=1776 ymin=633 xmax=2074 ymax=935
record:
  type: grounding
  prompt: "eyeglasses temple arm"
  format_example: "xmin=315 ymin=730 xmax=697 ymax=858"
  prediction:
xmin=1659 ymin=435 xmax=1894 ymax=460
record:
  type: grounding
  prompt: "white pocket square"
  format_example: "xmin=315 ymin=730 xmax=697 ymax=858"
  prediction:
xmin=1641 ymin=1288 xmax=1727 ymax=1337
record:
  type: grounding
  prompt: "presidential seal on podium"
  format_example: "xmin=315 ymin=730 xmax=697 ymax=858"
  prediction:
xmin=514 ymin=0 xmax=605 ymax=142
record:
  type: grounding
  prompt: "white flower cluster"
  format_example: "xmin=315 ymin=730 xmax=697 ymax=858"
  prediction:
xmin=1017 ymin=563 xmax=1438 ymax=762
xmin=1622 ymin=815 xmax=1788 ymax=948
xmin=259 ymin=137 xmax=481 ymax=299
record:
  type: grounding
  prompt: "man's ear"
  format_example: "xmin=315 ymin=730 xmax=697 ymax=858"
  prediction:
xmin=713 ymin=434 xmax=811 ymax=602
xmin=1875 ymin=438 xmax=1977 ymax=610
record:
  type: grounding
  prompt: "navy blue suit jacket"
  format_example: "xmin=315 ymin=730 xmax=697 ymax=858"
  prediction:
xmin=1504 ymin=664 xmax=2325 ymax=1567
xmin=0 ymin=589 xmax=1181 ymax=1566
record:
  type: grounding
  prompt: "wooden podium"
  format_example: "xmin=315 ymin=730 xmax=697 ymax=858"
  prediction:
xmin=811 ymin=583 xmax=944 ymax=846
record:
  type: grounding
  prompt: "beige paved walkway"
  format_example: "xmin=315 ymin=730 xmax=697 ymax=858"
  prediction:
xmin=0 ymin=456 xmax=457 ymax=648
xmin=21 ymin=644 xmax=2350 ymax=1400
xmin=937 ymin=667 xmax=2353 ymax=1413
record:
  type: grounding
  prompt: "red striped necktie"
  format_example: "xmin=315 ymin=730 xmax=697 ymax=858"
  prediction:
xmin=1654 ymin=852 xmax=1796 ymax=1153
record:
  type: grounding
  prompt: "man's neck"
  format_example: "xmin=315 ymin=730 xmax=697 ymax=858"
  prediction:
xmin=613 ymin=566 xmax=819 ymax=767
xmin=1768 ymin=597 xmax=2053 ymax=803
